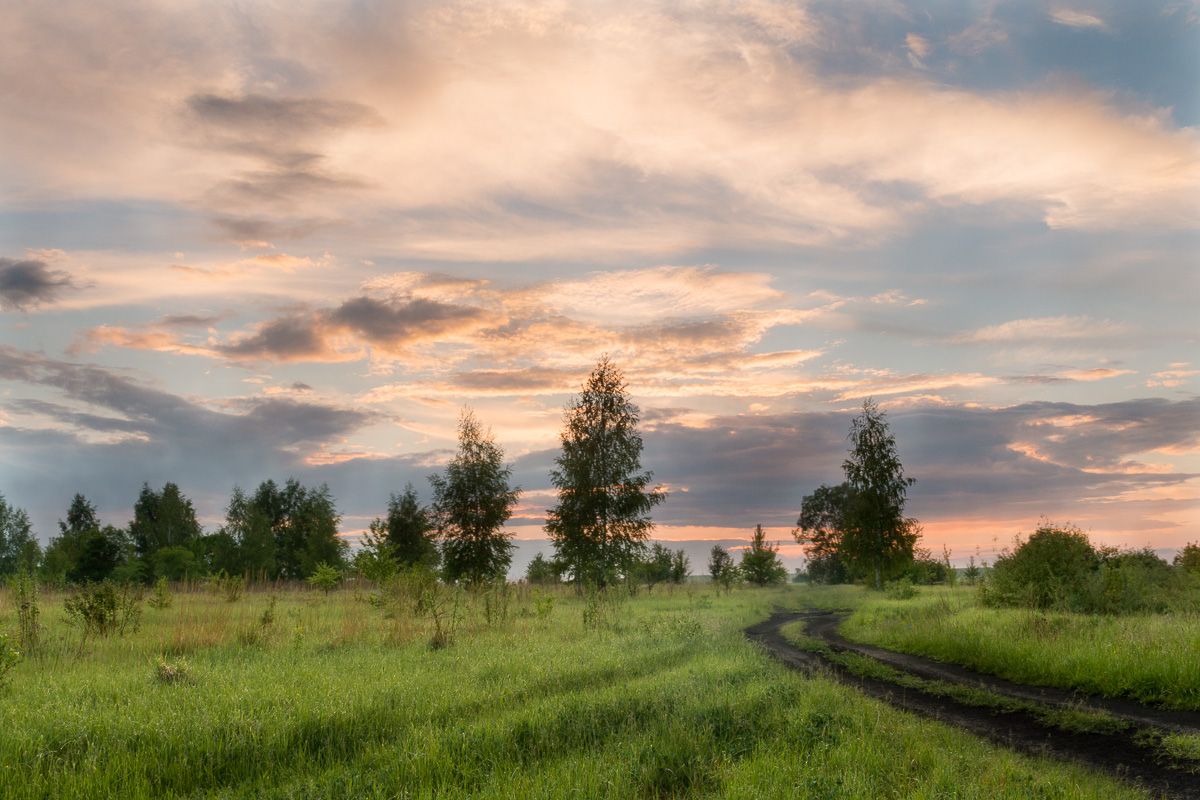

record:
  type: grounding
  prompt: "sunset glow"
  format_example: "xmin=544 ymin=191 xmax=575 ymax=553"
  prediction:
xmin=2 ymin=0 xmax=1197 ymax=571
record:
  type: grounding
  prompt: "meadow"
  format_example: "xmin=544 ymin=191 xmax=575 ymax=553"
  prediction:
xmin=0 ymin=582 xmax=1150 ymax=799
xmin=838 ymin=585 xmax=1200 ymax=710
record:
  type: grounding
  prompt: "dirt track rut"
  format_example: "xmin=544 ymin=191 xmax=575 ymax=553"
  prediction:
xmin=746 ymin=610 xmax=1200 ymax=799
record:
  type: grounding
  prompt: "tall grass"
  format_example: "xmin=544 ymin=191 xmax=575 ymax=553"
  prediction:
xmin=842 ymin=586 xmax=1200 ymax=709
xmin=0 ymin=583 xmax=1144 ymax=798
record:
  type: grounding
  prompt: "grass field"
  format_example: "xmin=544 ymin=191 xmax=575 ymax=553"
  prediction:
xmin=0 ymin=582 xmax=1148 ymax=799
xmin=838 ymin=585 xmax=1200 ymax=710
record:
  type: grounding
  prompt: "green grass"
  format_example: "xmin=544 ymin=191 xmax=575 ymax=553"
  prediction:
xmin=0 ymin=583 xmax=1145 ymax=798
xmin=837 ymin=585 xmax=1200 ymax=710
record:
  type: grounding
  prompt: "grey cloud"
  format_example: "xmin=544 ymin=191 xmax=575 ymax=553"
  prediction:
xmin=186 ymin=93 xmax=379 ymax=141
xmin=158 ymin=313 xmax=224 ymax=327
xmin=218 ymin=314 xmax=328 ymax=360
xmin=328 ymin=296 xmax=486 ymax=346
xmin=209 ymin=215 xmax=335 ymax=244
xmin=0 ymin=258 xmax=74 ymax=310
xmin=0 ymin=347 xmax=375 ymax=537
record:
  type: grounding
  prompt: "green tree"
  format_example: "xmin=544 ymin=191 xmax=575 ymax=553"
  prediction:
xmin=524 ymin=553 xmax=562 ymax=585
xmin=129 ymin=482 xmax=202 ymax=560
xmin=355 ymin=519 xmax=399 ymax=582
xmin=1175 ymin=542 xmax=1200 ymax=574
xmin=221 ymin=486 xmax=276 ymax=578
xmin=546 ymin=357 xmax=666 ymax=586
xmin=430 ymin=409 xmax=521 ymax=584
xmin=740 ymin=525 xmax=787 ymax=586
xmin=841 ymin=399 xmax=918 ymax=589
xmin=793 ymin=482 xmax=854 ymax=584
xmin=708 ymin=545 xmax=738 ymax=589
xmin=384 ymin=484 xmax=438 ymax=568
xmin=635 ymin=542 xmax=676 ymax=589
xmin=218 ymin=480 xmax=346 ymax=580
xmin=307 ymin=562 xmax=341 ymax=595
xmin=42 ymin=494 xmax=133 ymax=584
xmin=669 ymin=548 xmax=689 ymax=583
xmin=72 ymin=525 xmax=130 ymax=583
xmin=0 ymin=494 xmax=40 ymax=576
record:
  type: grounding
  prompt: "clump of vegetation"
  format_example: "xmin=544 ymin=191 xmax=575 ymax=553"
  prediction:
xmin=260 ymin=595 xmax=278 ymax=628
xmin=524 ymin=553 xmax=562 ymax=585
xmin=0 ymin=633 xmax=19 ymax=689
xmin=154 ymin=654 xmax=192 ymax=685
xmin=708 ymin=545 xmax=740 ymax=592
xmin=64 ymin=580 xmax=143 ymax=637
xmin=1175 ymin=542 xmax=1200 ymax=573
xmin=12 ymin=568 xmax=40 ymax=653
xmin=634 ymin=542 xmax=690 ymax=590
xmin=981 ymin=523 xmax=1197 ymax=613
xmin=884 ymin=577 xmax=918 ymax=600
xmin=740 ymin=525 xmax=788 ymax=586
xmin=213 ymin=571 xmax=245 ymax=603
xmin=307 ymin=563 xmax=342 ymax=595
xmin=147 ymin=576 xmax=173 ymax=609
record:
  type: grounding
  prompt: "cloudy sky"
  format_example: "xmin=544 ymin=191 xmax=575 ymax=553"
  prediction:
xmin=2 ymin=0 xmax=1198 ymax=570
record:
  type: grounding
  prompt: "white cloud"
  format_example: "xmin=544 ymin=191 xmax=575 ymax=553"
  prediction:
xmin=1049 ymin=8 xmax=1109 ymax=29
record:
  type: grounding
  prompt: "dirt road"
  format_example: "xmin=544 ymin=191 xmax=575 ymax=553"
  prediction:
xmin=746 ymin=610 xmax=1200 ymax=799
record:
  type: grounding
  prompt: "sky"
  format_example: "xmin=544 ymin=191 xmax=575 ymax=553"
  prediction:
xmin=1 ymin=0 xmax=1198 ymax=573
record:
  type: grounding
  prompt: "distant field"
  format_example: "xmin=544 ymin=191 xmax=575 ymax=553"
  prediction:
xmin=0 ymin=584 xmax=1145 ymax=799
xmin=837 ymin=585 xmax=1200 ymax=710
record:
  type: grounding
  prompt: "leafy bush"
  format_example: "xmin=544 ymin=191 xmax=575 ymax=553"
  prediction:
xmin=64 ymin=581 xmax=143 ymax=637
xmin=982 ymin=524 xmax=1196 ymax=614
xmin=12 ymin=569 xmax=39 ymax=653
xmin=1176 ymin=542 xmax=1200 ymax=574
xmin=307 ymin=563 xmax=341 ymax=595
xmin=884 ymin=577 xmax=917 ymax=600
xmin=982 ymin=524 xmax=1097 ymax=611
xmin=147 ymin=576 xmax=173 ymax=609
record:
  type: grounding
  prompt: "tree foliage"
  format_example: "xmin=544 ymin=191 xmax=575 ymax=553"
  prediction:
xmin=430 ymin=410 xmax=521 ymax=584
xmin=840 ymin=399 xmax=917 ymax=589
xmin=130 ymin=482 xmax=202 ymax=560
xmin=524 ymin=553 xmax=562 ymax=585
xmin=740 ymin=525 xmax=787 ymax=586
xmin=546 ymin=357 xmax=665 ymax=586
xmin=217 ymin=479 xmax=346 ymax=580
xmin=794 ymin=482 xmax=854 ymax=584
xmin=708 ymin=545 xmax=739 ymax=590
xmin=384 ymin=484 xmax=438 ymax=568
xmin=0 ymin=494 xmax=40 ymax=577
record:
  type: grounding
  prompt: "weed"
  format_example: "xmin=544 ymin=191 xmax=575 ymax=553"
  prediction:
xmin=12 ymin=569 xmax=39 ymax=653
xmin=0 ymin=633 xmax=18 ymax=689
xmin=154 ymin=654 xmax=192 ymax=685
xmin=148 ymin=576 xmax=173 ymax=610
xmin=63 ymin=581 xmax=143 ymax=638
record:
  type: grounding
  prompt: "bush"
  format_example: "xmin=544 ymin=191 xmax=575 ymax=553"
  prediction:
xmin=982 ymin=524 xmax=1097 ymax=611
xmin=982 ymin=524 xmax=1195 ymax=614
xmin=147 ymin=576 xmax=173 ymax=609
xmin=64 ymin=581 xmax=143 ymax=637
xmin=307 ymin=563 xmax=341 ymax=595
xmin=12 ymin=569 xmax=39 ymax=653
xmin=1176 ymin=542 xmax=1200 ymax=574
xmin=884 ymin=577 xmax=917 ymax=600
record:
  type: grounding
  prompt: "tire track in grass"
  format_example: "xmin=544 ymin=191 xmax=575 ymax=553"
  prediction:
xmin=746 ymin=610 xmax=1200 ymax=800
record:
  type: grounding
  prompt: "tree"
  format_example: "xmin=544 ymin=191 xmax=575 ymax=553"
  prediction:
xmin=307 ymin=562 xmax=342 ymax=595
xmin=634 ymin=542 xmax=677 ymax=589
xmin=72 ymin=525 xmax=130 ymax=583
xmin=546 ymin=357 xmax=666 ymax=586
xmin=740 ymin=525 xmax=787 ymax=586
xmin=383 ymin=485 xmax=438 ymax=568
xmin=793 ymin=482 xmax=854 ymax=584
xmin=708 ymin=545 xmax=738 ymax=589
xmin=0 ymin=494 xmax=40 ymax=576
xmin=430 ymin=409 xmax=521 ymax=584
xmin=841 ymin=399 xmax=918 ymax=589
xmin=356 ymin=518 xmax=400 ymax=582
xmin=129 ymin=482 xmax=202 ymax=560
xmin=524 ymin=553 xmax=562 ymax=585
xmin=215 ymin=480 xmax=346 ymax=580
xmin=1176 ymin=542 xmax=1200 ymax=574
xmin=669 ymin=549 xmax=690 ymax=583
xmin=221 ymin=486 xmax=276 ymax=578
xmin=42 ymin=494 xmax=129 ymax=584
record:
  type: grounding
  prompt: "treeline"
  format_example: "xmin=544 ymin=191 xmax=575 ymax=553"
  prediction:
xmin=0 ymin=357 xmax=790 ymax=590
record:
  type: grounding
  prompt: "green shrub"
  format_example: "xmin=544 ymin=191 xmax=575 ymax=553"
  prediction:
xmin=64 ymin=581 xmax=143 ymax=637
xmin=147 ymin=576 xmax=173 ymax=609
xmin=1176 ymin=542 xmax=1200 ymax=574
xmin=12 ymin=569 xmax=39 ymax=653
xmin=154 ymin=654 xmax=192 ymax=684
xmin=982 ymin=524 xmax=1097 ymax=611
xmin=306 ymin=563 xmax=342 ymax=595
xmin=884 ymin=577 xmax=917 ymax=600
